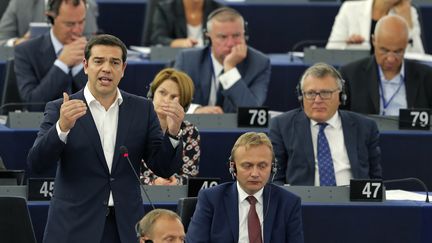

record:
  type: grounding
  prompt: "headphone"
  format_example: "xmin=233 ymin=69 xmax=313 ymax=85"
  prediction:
xmin=295 ymin=65 xmax=347 ymax=106
xmin=46 ymin=0 xmax=57 ymax=24
xmin=228 ymin=155 xmax=278 ymax=183
xmin=146 ymin=83 xmax=191 ymax=112
xmin=203 ymin=7 xmax=249 ymax=46
xmin=135 ymin=222 xmax=153 ymax=243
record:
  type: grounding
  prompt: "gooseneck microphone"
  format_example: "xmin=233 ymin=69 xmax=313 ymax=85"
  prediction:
xmin=384 ymin=177 xmax=429 ymax=203
xmin=119 ymin=146 xmax=156 ymax=209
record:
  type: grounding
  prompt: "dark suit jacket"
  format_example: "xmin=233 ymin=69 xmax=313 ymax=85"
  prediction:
xmin=339 ymin=56 xmax=432 ymax=114
xmin=174 ymin=46 xmax=271 ymax=112
xmin=269 ymin=108 xmax=382 ymax=185
xmin=27 ymin=90 xmax=183 ymax=243
xmin=14 ymin=32 xmax=87 ymax=108
xmin=150 ymin=0 xmax=222 ymax=46
xmin=186 ymin=182 xmax=304 ymax=243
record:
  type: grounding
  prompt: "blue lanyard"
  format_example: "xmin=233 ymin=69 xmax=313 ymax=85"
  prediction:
xmin=378 ymin=73 xmax=405 ymax=115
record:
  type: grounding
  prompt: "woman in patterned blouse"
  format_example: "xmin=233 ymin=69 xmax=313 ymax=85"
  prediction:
xmin=141 ymin=68 xmax=200 ymax=185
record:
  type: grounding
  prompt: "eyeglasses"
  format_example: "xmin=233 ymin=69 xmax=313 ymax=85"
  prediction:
xmin=302 ymin=89 xmax=339 ymax=100
xmin=377 ymin=47 xmax=405 ymax=58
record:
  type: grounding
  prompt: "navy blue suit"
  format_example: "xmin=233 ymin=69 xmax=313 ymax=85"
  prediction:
xmin=269 ymin=108 xmax=382 ymax=185
xmin=186 ymin=182 xmax=304 ymax=243
xmin=174 ymin=46 xmax=270 ymax=113
xmin=14 ymin=32 xmax=87 ymax=107
xmin=27 ymin=90 xmax=183 ymax=243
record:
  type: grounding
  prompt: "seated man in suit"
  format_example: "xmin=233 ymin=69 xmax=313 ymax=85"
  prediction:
xmin=269 ymin=63 xmax=382 ymax=186
xmin=187 ymin=132 xmax=304 ymax=243
xmin=339 ymin=15 xmax=432 ymax=115
xmin=14 ymin=0 xmax=89 ymax=109
xmin=174 ymin=7 xmax=270 ymax=114
xmin=0 ymin=0 xmax=98 ymax=47
xmin=137 ymin=209 xmax=185 ymax=243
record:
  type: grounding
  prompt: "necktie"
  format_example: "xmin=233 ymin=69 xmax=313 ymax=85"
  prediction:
xmin=317 ymin=123 xmax=336 ymax=186
xmin=57 ymin=48 xmax=73 ymax=94
xmin=216 ymin=70 xmax=224 ymax=107
xmin=246 ymin=196 xmax=262 ymax=243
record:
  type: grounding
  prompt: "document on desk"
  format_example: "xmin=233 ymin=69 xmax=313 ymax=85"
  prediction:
xmin=386 ymin=190 xmax=428 ymax=201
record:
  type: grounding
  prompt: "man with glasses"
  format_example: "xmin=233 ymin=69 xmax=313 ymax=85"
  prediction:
xmin=14 ymin=0 xmax=89 ymax=109
xmin=174 ymin=7 xmax=270 ymax=113
xmin=269 ymin=63 xmax=382 ymax=186
xmin=340 ymin=15 xmax=432 ymax=115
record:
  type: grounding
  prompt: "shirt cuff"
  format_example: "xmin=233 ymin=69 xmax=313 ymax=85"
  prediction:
xmin=219 ymin=68 xmax=241 ymax=90
xmin=6 ymin=38 xmax=17 ymax=47
xmin=71 ymin=63 xmax=84 ymax=76
xmin=187 ymin=103 xmax=201 ymax=114
xmin=169 ymin=137 xmax=180 ymax=148
xmin=56 ymin=121 xmax=69 ymax=143
xmin=54 ymin=59 xmax=70 ymax=74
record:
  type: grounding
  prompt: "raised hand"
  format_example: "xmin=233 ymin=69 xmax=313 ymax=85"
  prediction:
xmin=59 ymin=92 xmax=87 ymax=132
xmin=161 ymin=97 xmax=185 ymax=137
xmin=58 ymin=37 xmax=87 ymax=67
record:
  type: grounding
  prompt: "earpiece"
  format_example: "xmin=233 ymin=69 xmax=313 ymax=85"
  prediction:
xmin=46 ymin=0 xmax=56 ymax=24
xmin=204 ymin=7 xmax=249 ymax=46
xmin=296 ymin=65 xmax=347 ymax=106
xmin=227 ymin=156 xmax=278 ymax=182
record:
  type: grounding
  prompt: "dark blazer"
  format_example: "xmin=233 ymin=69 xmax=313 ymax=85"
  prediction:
xmin=174 ymin=46 xmax=271 ymax=112
xmin=150 ymin=0 xmax=222 ymax=46
xmin=14 ymin=32 xmax=87 ymax=107
xmin=27 ymin=90 xmax=183 ymax=243
xmin=186 ymin=182 xmax=304 ymax=243
xmin=339 ymin=56 xmax=432 ymax=114
xmin=269 ymin=108 xmax=382 ymax=185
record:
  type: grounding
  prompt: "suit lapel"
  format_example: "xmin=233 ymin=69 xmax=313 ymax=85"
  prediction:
xmin=225 ymin=184 xmax=239 ymax=242
xmin=295 ymin=112 xmax=315 ymax=170
xmin=111 ymin=92 xmax=132 ymax=172
xmin=365 ymin=57 xmax=380 ymax=113
xmin=263 ymin=185 xmax=276 ymax=243
xmin=340 ymin=111 xmax=358 ymax=177
xmin=403 ymin=61 xmax=419 ymax=108
xmin=74 ymin=91 xmax=110 ymax=173
xmin=199 ymin=48 xmax=213 ymax=104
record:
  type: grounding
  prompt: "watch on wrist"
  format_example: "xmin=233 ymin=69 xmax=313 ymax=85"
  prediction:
xmin=167 ymin=129 xmax=182 ymax=140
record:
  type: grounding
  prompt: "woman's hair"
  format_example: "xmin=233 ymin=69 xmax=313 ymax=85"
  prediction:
xmin=149 ymin=68 xmax=195 ymax=110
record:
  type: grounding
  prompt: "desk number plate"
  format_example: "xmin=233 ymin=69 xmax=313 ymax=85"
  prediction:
xmin=350 ymin=179 xmax=384 ymax=202
xmin=28 ymin=178 xmax=55 ymax=201
xmin=399 ymin=109 xmax=430 ymax=130
xmin=237 ymin=107 xmax=269 ymax=127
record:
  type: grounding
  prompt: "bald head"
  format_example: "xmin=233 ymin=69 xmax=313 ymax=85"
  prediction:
xmin=374 ymin=15 xmax=409 ymax=45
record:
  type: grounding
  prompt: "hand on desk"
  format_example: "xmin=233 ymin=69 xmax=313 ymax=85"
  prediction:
xmin=154 ymin=176 xmax=178 ymax=185
xmin=59 ymin=92 xmax=87 ymax=132
xmin=346 ymin=34 xmax=365 ymax=44
xmin=170 ymin=38 xmax=198 ymax=48
xmin=13 ymin=31 xmax=31 ymax=46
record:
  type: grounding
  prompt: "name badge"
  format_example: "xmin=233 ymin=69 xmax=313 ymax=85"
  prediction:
xmin=399 ymin=109 xmax=430 ymax=130
xmin=28 ymin=178 xmax=55 ymax=201
xmin=350 ymin=179 xmax=384 ymax=202
xmin=237 ymin=107 xmax=269 ymax=127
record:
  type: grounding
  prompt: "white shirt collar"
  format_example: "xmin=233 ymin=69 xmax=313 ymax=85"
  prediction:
xmin=210 ymin=52 xmax=224 ymax=77
xmin=236 ymin=181 xmax=264 ymax=205
xmin=83 ymin=85 xmax=123 ymax=107
xmin=49 ymin=28 xmax=63 ymax=56
xmin=378 ymin=61 xmax=405 ymax=83
xmin=310 ymin=111 xmax=341 ymax=129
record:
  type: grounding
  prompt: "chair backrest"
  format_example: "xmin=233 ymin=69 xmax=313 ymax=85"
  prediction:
xmin=0 ymin=197 xmax=37 ymax=243
xmin=141 ymin=0 xmax=160 ymax=46
xmin=176 ymin=197 xmax=198 ymax=232
xmin=0 ymin=58 xmax=23 ymax=115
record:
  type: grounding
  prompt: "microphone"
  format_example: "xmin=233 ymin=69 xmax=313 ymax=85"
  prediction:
xmin=289 ymin=39 xmax=349 ymax=62
xmin=383 ymin=177 xmax=429 ymax=203
xmin=119 ymin=145 xmax=156 ymax=210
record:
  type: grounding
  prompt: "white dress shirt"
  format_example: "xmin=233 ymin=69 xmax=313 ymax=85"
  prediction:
xmin=237 ymin=182 xmax=264 ymax=243
xmin=378 ymin=63 xmax=407 ymax=116
xmin=310 ymin=112 xmax=353 ymax=186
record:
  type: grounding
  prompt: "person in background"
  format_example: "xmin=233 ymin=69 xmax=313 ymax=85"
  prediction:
xmin=142 ymin=68 xmax=200 ymax=185
xmin=326 ymin=0 xmax=424 ymax=53
xmin=0 ymin=0 xmax=98 ymax=47
xmin=340 ymin=15 xmax=432 ymax=115
xmin=174 ymin=7 xmax=270 ymax=113
xmin=137 ymin=209 xmax=185 ymax=243
xmin=150 ymin=0 xmax=222 ymax=48
xmin=270 ymin=63 xmax=382 ymax=186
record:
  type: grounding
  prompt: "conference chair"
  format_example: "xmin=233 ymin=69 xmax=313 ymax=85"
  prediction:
xmin=176 ymin=197 xmax=198 ymax=232
xmin=0 ymin=58 xmax=24 ymax=115
xmin=141 ymin=0 xmax=160 ymax=46
xmin=0 ymin=196 xmax=37 ymax=243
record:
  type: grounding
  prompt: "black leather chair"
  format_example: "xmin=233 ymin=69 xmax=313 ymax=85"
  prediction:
xmin=176 ymin=197 xmax=198 ymax=232
xmin=0 ymin=197 xmax=37 ymax=243
xmin=0 ymin=58 xmax=24 ymax=115
xmin=141 ymin=0 xmax=160 ymax=46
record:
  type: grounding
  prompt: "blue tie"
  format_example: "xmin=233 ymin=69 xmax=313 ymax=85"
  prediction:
xmin=317 ymin=123 xmax=336 ymax=186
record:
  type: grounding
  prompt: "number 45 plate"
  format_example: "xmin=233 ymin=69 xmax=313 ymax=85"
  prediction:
xmin=350 ymin=179 xmax=384 ymax=202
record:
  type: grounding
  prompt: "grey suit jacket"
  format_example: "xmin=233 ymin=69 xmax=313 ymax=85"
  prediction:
xmin=340 ymin=56 xmax=432 ymax=114
xmin=174 ymin=46 xmax=271 ymax=113
xmin=0 ymin=0 xmax=98 ymax=46
xmin=14 ymin=32 xmax=87 ymax=108
xmin=28 ymin=90 xmax=183 ymax=243
xmin=186 ymin=182 xmax=304 ymax=243
xmin=269 ymin=108 xmax=382 ymax=185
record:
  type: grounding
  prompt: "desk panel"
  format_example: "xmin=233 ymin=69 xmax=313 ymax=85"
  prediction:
xmin=28 ymin=200 xmax=432 ymax=243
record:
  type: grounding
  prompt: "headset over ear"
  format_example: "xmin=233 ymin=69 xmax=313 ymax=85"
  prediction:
xmin=228 ymin=155 xmax=278 ymax=182
xmin=296 ymin=65 xmax=347 ymax=106
xmin=203 ymin=7 xmax=249 ymax=46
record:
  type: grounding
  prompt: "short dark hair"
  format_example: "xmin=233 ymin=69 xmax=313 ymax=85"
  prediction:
xmin=84 ymin=34 xmax=128 ymax=63
xmin=48 ymin=0 xmax=86 ymax=16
